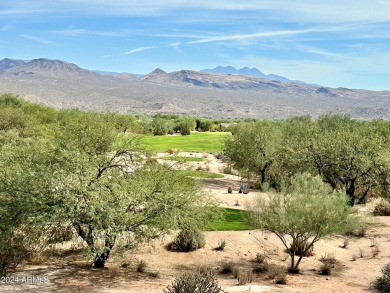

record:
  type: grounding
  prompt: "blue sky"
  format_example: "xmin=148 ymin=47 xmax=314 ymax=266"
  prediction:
xmin=0 ymin=0 xmax=389 ymax=90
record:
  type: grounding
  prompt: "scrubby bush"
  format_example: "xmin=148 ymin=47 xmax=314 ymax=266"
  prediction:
xmin=256 ymin=252 xmax=267 ymax=264
xmin=267 ymin=265 xmax=287 ymax=284
xmin=215 ymin=239 xmax=227 ymax=251
xmin=373 ymin=199 xmax=390 ymax=216
xmin=372 ymin=263 xmax=390 ymax=292
xmin=173 ymin=229 xmax=205 ymax=252
xmin=174 ymin=117 xmax=196 ymax=136
xmin=164 ymin=267 xmax=221 ymax=293
xmin=137 ymin=260 xmax=147 ymax=272
xmin=236 ymin=269 xmax=254 ymax=285
xmin=220 ymin=262 xmax=233 ymax=274
xmin=252 ymin=262 xmax=269 ymax=274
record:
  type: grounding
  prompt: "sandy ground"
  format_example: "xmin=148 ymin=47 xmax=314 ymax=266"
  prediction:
xmin=1 ymin=152 xmax=389 ymax=293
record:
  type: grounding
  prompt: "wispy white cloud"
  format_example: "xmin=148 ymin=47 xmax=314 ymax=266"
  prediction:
xmin=52 ymin=29 xmax=89 ymax=36
xmin=51 ymin=28 xmax=125 ymax=37
xmin=0 ymin=24 xmax=12 ymax=31
xmin=300 ymin=46 xmax=342 ymax=58
xmin=20 ymin=34 xmax=52 ymax=45
xmin=120 ymin=46 xmax=158 ymax=55
xmin=187 ymin=28 xmax=338 ymax=44
xmin=0 ymin=9 xmax=46 ymax=15
xmin=4 ymin=1 xmax=388 ymax=23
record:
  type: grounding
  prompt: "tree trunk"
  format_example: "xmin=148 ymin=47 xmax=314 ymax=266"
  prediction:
xmin=345 ymin=179 xmax=356 ymax=206
xmin=358 ymin=187 xmax=370 ymax=204
xmin=92 ymin=234 xmax=116 ymax=268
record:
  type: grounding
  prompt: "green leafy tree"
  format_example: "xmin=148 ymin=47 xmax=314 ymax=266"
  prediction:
xmin=152 ymin=116 xmax=174 ymax=135
xmin=174 ymin=116 xmax=196 ymax=136
xmin=0 ymin=133 xmax=61 ymax=275
xmin=307 ymin=115 xmax=388 ymax=205
xmin=224 ymin=121 xmax=283 ymax=190
xmin=54 ymin=111 xmax=217 ymax=267
xmin=247 ymin=173 xmax=360 ymax=273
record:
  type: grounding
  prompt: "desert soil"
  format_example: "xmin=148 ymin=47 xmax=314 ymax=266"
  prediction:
xmin=1 ymin=152 xmax=389 ymax=293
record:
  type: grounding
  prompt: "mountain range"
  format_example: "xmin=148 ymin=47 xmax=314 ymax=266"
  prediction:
xmin=201 ymin=66 xmax=303 ymax=84
xmin=0 ymin=58 xmax=389 ymax=119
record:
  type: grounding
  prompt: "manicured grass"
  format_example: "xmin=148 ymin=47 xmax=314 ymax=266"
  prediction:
xmin=209 ymin=208 xmax=254 ymax=231
xmin=180 ymin=170 xmax=224 ymax=179
xmin=160 ymin=156 xmax=204 ymax=162
xmin=140 ymin=132 xmax=230 ymax=153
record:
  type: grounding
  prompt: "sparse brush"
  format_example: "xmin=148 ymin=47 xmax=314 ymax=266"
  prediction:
xmin=342 ymin=239 xmax=349 ymax=249
xmin=275 ymin=273 xmax=287 ymax=285
xmin=320 ymin=253 xmax=337 ymax=265
xmin=256 ymin=253 xmax=266 ymax=264
xmin=351 ymin=254 xmax=357 ymax=261
xmin=148 ymin=272 xmax=160 ymax=278
xmin=252 ymin=262 xmax=269 ymax=274
xmin=164 ymin=267 xmax=222 ymax=293
xmin=216 ymin=239 xmax=227 ymax=251
xmin=220 ymin=262 xmax=233 ymax=274
xmin=267 ymin=265 xmax=286 ymax=279
xmin=372 ymin=244 xmax=380 ymax=258
xmin=137 ymin=260 xmax=147 ymax=272
xmin=358 ymin=248 xmax=365 ymax=258
xmin=237 ymin=269 xmax=254 ymax=285
xmin=173 ymin=229 xmax=205 ymax=252
xmin=346 ymin=227 xmax=366 ymax=238
xmin=373 ymin=199 xmax=390 ymax=216
xmin=372 ymin=263 xmax=390 ymax=293
xmin=320 ymin=263 xmax=332 ymax=275
xmin=370 ymin=238 xmax=378 ymax=247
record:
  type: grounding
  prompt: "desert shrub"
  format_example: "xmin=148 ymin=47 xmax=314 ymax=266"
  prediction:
xmin=320 ymin=253 xmax=337 ymax=265
xmin=256 ymin=252 xmax=266 ymax=264
xmin=373 ymin=200 xmax=390 ymax=216
xmin=267 ymin=265 xmax=287 ymax=284
xmin=346 ymin=226 xmax=366 ymax=238
xmin=220 ymin=262 xmax=233 ymax=274
xmin=319 ymin=254 xmax=337 ymax=275
xmin=214 ymin=153 xmax=225 ymax=160
xmin=164 ymin=267 xmax=221 ymax=293
xmin=358 ymin=248 xmax=365 ymax=258
xmin=372 ymin=263 xmax=390 ymax=292
xmin=148 ymin=271 xmax=160 ymax=278
xmin=215 ymin=239 xmax=227 ymax=251
xmin=236 ymin=269 xmax=254 ymax=285
xmin=252 ymin=262 xmax=269 ymax=274
xmin=372 ymin=244 xmax=380 ymax=258
xmin=342 ymin=239 xmax=349 ymax=249
xmin=137 ymin=260 xmax=147 ymax=272
xmin=173 ymin=229 xmax=205 ymax=252
xmin=320 ymin=263 xmax=332 ymax=275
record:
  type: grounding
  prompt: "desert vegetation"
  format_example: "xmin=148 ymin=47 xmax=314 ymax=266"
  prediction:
xmin=1 ymin=92 xmax=389 ymax=292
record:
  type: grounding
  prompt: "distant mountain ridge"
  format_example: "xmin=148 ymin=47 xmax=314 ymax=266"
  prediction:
xmin=201 ymin=66 xmax=304 ymax=84
xmin=0 ymin=58 xmax=389 ymax=119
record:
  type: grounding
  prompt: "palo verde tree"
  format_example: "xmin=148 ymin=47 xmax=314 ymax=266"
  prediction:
xmin=247 ymin=173 xmax=360 ymax=273
xmin=53 ymin=110 xmax=218 ymax=268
